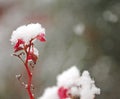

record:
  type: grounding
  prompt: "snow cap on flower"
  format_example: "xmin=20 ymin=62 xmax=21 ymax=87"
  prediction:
xmin=39 ymin=87 xmax=59 ymax=99
xmin=57 ymin=66 xmax=80 ymax=88
xmin=10 ymin=23 xmax=46 ymax=45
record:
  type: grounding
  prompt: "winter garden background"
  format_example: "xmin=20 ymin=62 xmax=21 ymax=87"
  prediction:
xmin=0 ymin=0 xmax=120 ymax=99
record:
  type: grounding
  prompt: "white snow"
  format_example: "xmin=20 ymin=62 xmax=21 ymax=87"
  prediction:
xmin=39 ymin=86 xmax=59 ymax=99
xmin=10 ymin=23 xmax=45 ymax=44
xmin=57 ymin=66 xmax=80 ymax=88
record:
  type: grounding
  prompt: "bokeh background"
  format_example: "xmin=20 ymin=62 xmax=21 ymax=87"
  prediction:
xmin=0 ymin=0 xmax=120 ymax=99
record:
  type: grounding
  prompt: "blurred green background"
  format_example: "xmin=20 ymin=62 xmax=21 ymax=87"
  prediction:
xmin=0 ymin=0 xmax=120 ymax=99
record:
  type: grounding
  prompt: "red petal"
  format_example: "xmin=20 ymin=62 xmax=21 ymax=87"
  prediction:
xmin=36 ymin=33 xmax=46 ymax=42
xmin=14 ymin=39 xmax=24 ymax=52
xmin=58 ymin=87 xmax=68 ymax=99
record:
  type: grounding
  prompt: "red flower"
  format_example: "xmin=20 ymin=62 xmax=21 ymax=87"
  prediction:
xmin=58 ymin=87 xmax=68 ymax=99
xmin=14 ymin=39 xmax=25 ymax=52
xmin=36 ymin=33 xmax=46 ymax=42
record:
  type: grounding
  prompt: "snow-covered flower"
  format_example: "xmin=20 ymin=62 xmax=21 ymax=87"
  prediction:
xmin=11 ymin=23 xmax=46 ymax=99
xmin=11 ymin=23 xmax=46 ymax=44
xmin=38 ymin=66 xmax=100 ymax=99
xmin=10 ymin=23 xmax=46 ymax=51
xmin=11 ymin=23 xmax=46 ymax=64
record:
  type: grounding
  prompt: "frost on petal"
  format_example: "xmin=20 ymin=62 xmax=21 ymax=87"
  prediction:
xmin=57 ymin=66 xmax=80 ymax=88
xmin=39 ymin=87 xmax=59 ymax=99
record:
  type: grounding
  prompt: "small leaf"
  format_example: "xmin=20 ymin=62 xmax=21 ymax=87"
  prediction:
xmin=36 ymin=33 xmax=46 ymax=42
xmin=14 ymin=39 xmax=25 ymax=52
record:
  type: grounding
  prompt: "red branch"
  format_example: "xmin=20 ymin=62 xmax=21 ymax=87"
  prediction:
xmin=13 ymin=31 xmax=46 ymax=99
xmin=14 ymin=38 xmax=40 ymax=99
xmin=24 ymin=40 xmax=34 ymax=99
xmin=25 ymin=59 xmax=34 ymax=99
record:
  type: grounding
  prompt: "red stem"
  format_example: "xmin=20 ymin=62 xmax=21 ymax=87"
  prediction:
xmin=24 ymin=41 xmax=34 ymax=99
